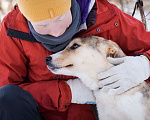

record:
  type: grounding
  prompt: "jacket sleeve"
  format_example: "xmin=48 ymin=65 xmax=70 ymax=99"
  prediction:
xmin=0 ymin=16 xmax=71 ymax=112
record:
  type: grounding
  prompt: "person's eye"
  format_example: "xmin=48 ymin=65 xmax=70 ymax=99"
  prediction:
xmin=70 ymin=43 xmax=80 ymax=50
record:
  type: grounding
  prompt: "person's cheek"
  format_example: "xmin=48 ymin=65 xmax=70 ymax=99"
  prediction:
xmin=34 ymin=28 xmax=43 ymax=34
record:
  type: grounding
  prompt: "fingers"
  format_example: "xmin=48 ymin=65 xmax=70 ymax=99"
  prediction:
xmin=105 ymin=81 xmax=132 ymax=95
xmin=108 ymin=87 xmax=125 ymax=95
xmin=100 ymin=84 xmax=125 ymax=95
xmin=106 ymin=80 xmax=120 ymax=89
xmin=100 ymin=81 xmax=121 ymax=95
xmin=98 ymin=74 xmax=120 ymax=88
xmin=97 ymin=67 xmax=120 ymax=81
xmin=107 ymin=57 xmax=124 ymax=65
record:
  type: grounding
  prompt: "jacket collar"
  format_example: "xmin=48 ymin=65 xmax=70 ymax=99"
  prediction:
xmin=96 ymin=0 xmax=117 ymax=20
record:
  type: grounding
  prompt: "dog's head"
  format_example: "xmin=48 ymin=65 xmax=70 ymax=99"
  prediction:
xmin=45 ymin=36 xmax=125 ymax=90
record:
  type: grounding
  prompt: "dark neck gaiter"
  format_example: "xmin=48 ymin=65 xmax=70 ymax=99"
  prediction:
xmin=28 ymin=0 xmax=81 ymax=52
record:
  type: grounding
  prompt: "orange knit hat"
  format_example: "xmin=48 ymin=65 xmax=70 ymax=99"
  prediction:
xmin=16 ymin=0 xmax=71 ymax=22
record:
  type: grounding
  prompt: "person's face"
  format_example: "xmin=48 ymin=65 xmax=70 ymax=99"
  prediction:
xmin=31 ymin=10 xmax=72 ymax=37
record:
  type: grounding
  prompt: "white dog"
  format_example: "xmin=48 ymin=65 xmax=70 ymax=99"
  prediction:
xmin=45 ymin=36 xmax=150 ymax=120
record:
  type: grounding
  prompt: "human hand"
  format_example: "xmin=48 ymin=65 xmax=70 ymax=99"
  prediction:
xmin=98 ymin=56 xmax=150 ymax=95
xmin=66 ymin=78 xmax=96 ymax=104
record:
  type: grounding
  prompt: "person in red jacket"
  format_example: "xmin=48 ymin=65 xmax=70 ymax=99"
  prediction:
xmin=0 ymin=0 xmax=150 ymax=120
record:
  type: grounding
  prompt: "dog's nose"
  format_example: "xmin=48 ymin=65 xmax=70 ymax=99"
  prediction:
xmin=45 ymin=56 xmax=52 ymax=65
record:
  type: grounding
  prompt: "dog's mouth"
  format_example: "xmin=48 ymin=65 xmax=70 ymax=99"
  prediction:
xmin=47 ymin=64 xmax=73 ymax=71
xmin=65 ymin=64 xmax=73 ymax=67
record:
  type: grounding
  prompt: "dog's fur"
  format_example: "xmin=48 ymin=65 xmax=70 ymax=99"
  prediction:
xmin=46 ymin=36 xmax=150 ymax=120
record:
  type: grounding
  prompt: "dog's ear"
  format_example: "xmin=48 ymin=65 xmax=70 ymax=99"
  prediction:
xmin=92 ymin=36 xmax=126 ymax=58
xmin=107 ymin=41 xmax=126 ymax=58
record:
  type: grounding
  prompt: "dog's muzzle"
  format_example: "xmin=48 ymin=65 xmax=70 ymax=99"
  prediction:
xmin=45 ymin=56 xmax=52 ymax=65
xmin=45 ymin=56 xmax=60 ymax=71
xmin=45 ymin=56 xmax=73 ymax=71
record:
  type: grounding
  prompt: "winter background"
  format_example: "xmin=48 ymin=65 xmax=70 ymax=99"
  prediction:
xmin=0 ymin=0 xmax=150 ymax=31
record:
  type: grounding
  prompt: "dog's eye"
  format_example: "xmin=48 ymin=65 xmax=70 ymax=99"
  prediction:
xmin=70 ymin=43 xmax=80 ymax=50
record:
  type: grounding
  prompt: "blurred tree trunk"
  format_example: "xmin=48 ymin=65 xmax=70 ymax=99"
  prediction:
xmin=120 ymin=0 xmax=124 ymax=12
xmin=137 ymin=0 xmax=147 ymax=30
xmin=0 ymin=0 xmax=2 ymax=23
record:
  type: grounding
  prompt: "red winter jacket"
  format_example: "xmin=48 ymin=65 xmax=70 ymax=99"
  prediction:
xmin=0 ymin=0 xmax=150 ymax=120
